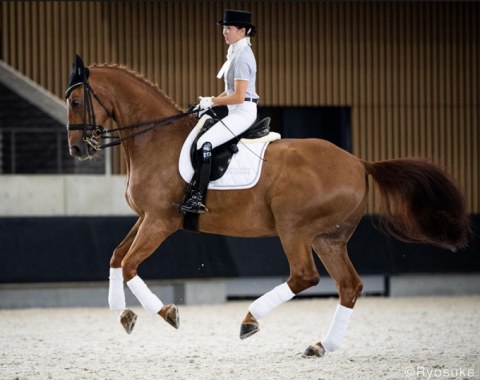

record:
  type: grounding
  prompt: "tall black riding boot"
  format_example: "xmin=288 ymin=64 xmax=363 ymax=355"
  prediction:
xmin=176 ymin=142 xmax=212 ymax=214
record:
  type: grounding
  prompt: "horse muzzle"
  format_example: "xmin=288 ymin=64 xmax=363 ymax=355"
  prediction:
xmin=67 ymin=124 xmax=105 ymax=159
xmin=69 ymin=141 xmax=97 ymax=160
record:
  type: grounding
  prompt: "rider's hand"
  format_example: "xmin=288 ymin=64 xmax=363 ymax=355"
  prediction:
xmin=198 ymin=96 xmax=213 ymax=110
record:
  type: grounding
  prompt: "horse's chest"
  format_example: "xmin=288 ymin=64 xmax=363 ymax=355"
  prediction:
xmin=125 ymin=181 xmax=141 ymax=214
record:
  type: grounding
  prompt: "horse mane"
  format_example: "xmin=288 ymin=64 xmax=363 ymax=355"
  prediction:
xmin=89 ymin=63 xmax=183 ymax=112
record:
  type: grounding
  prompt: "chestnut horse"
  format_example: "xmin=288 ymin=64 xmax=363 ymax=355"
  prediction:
xmin=65 ymin=57 xmax=469 ymax=357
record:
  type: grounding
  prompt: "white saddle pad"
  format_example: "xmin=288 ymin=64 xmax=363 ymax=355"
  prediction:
xmin=178 ymin=116 xmax=281 ymax=190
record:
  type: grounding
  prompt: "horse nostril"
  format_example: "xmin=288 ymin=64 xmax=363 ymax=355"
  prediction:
xmin=70 ymin=145 xmax=81 ymax=157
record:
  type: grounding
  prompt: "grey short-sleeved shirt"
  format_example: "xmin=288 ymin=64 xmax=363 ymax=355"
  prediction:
xmin=225 ymin=46 xmax=259 ymax=100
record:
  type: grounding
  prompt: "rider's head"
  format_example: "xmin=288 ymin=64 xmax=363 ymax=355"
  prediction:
xmin=217 ymin=9 xmax=257 ymax=42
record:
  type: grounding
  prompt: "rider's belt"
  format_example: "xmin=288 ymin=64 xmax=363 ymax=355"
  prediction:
xmin=244 ymin=98 xmax=259 ymax=104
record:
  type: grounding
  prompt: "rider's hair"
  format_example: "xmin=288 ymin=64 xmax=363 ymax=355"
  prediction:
xmin=234 ymin=24 xmax=257 ymax=37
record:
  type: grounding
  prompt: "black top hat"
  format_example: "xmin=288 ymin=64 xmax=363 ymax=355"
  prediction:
xmin=217 ymin=9 xmax=257 ymax=36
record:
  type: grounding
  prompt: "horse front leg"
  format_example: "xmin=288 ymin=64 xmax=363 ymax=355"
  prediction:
xmin=119 ymin=217 xmax=179 ymax=333
xmin=303 ymin=236 xmax=363 ymax=357
xmin=108 ymin=217 xmax=143 ymax=318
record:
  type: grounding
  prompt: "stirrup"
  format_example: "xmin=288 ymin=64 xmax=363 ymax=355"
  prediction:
xmin=175 ymin=193 xmax=208 ymax=214
xmin=176 ymin=202 xmax=208 ymax=214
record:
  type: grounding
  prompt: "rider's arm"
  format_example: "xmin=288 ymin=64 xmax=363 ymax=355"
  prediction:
xmin=212 ymin=80 xmax=248 ymax=106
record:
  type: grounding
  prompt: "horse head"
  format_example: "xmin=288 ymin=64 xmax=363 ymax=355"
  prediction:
xmin=65 ymin=55 xmax=193 ymax=161
xmin=65 ymin=54 xmax=112 ymax=160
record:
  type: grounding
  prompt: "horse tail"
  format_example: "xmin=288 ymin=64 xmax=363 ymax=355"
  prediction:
xmin=363 ymin=158 xmax=471 ymax=251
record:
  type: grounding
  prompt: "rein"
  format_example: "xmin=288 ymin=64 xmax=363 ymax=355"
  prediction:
xmin=66 ymin=81 xmax=196 ymax=151
xmin=98 ymin=112 xmax=197 ymax=149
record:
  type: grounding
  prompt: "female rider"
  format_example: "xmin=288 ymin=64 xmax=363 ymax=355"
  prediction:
xmin=177 ymin=9 xmax=259 ymax=214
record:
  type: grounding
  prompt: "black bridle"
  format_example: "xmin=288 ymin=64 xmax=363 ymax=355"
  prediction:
xmin=66 ymin=78 xmax=112 ymax=151
xmin=66 ymin=80 xmax=196 ymax=152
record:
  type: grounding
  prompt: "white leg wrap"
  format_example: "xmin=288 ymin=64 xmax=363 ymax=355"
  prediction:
xmin=321 ymin=304 xmax=354 ymax=352
xmin=127 ymin=275 xmax=164 ymax=315
xmin=108 ymin=268 xmax=126 ymax=311
xmin=248 ymin=282 xmax=295 ymax=320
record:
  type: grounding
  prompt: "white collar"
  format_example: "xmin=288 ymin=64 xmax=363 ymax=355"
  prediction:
xmin=217 ymin=37 xmax=251 ymax=79
xmin=228 ymin=37 xmax=251 ymax=58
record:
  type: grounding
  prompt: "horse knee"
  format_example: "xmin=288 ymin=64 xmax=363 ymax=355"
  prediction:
xmin=338 ymin=279 xmax=363 ymax=307
xmin=121 ymin=260 xmax=138 ymax=282
xmin=288 ymin=270 xmax=320 ymax=294
xmin=110 ymin=250 xmax=124 ymax=268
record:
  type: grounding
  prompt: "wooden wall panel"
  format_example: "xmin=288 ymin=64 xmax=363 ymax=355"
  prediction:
xmin=1 ymin=1 xmax=478 ymax=213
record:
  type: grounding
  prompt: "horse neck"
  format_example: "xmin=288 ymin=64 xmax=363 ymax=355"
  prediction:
xmin=99 ymin=69 xmax=181 ymax=129
xmin=94 ymin=68 xmax=193 ymax=160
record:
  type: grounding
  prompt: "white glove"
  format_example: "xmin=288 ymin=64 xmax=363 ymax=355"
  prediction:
xmin=198 ymin=96 xmax=213 ymax=110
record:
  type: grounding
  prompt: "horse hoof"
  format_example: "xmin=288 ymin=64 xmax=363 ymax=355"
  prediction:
xmin=302 ymin=342 xmax=325 ymax=358
xmin=120 ymin=309 xmax=137 ymax=334
xmin=159 ymin=304 xmax=180 ymax=329
xmin=240 ymin=312 xmax=260 ymax=340
xmin=240 ymin=322 xmax=260 ymax=340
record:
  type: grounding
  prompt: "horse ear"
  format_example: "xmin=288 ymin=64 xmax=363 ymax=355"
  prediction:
xmin=74 ymin=54 xmax=85 ymax=71
xmin=65 ymin=54 xmax=89 ymax=98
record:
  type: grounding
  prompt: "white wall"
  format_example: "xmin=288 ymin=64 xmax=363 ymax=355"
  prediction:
xmin=0 ymin=175 xmax=134 ymax=216
xmin=0 ymin=60 xmax=66 ymax=124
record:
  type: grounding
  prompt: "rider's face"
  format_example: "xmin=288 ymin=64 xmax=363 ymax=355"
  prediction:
xmin=222 ymin=25 xmax=246 ymax=45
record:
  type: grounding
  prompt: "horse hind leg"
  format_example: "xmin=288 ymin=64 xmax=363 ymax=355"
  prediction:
xmin=303 ymin=234 xmax=363 ymax=357
xmin=240 ymin=281 xmax=296 ymax=340
xmin=240 ymin=238 xmax=320 ymax=339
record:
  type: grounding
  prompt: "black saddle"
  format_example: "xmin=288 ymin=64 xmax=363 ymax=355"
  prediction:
xmin=190 ymin=117 xmax=271 ymax=181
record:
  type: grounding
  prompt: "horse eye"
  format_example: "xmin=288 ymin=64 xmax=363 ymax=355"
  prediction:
xmin=71 ymin=99 xmax=80 ymax=108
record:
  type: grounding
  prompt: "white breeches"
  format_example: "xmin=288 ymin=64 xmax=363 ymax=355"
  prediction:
xmin=196 ymin=102 xmax=257 ymax=149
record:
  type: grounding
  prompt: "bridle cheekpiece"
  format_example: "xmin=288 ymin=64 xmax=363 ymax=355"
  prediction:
xmin=65 ymin=55 xmax=112 ymax=152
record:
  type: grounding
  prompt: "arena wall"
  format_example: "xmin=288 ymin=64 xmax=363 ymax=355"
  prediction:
xmin=0 ymin=175 xmax=132 ymax=216
xmin=0 ymin=176 xmax=479 ymax=283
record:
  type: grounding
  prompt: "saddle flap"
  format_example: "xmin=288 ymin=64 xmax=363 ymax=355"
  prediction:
xmin=179 ymin=115 xmax=278 ymax=185
xmin=188 ymin=117 xmax=271 ymax=181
